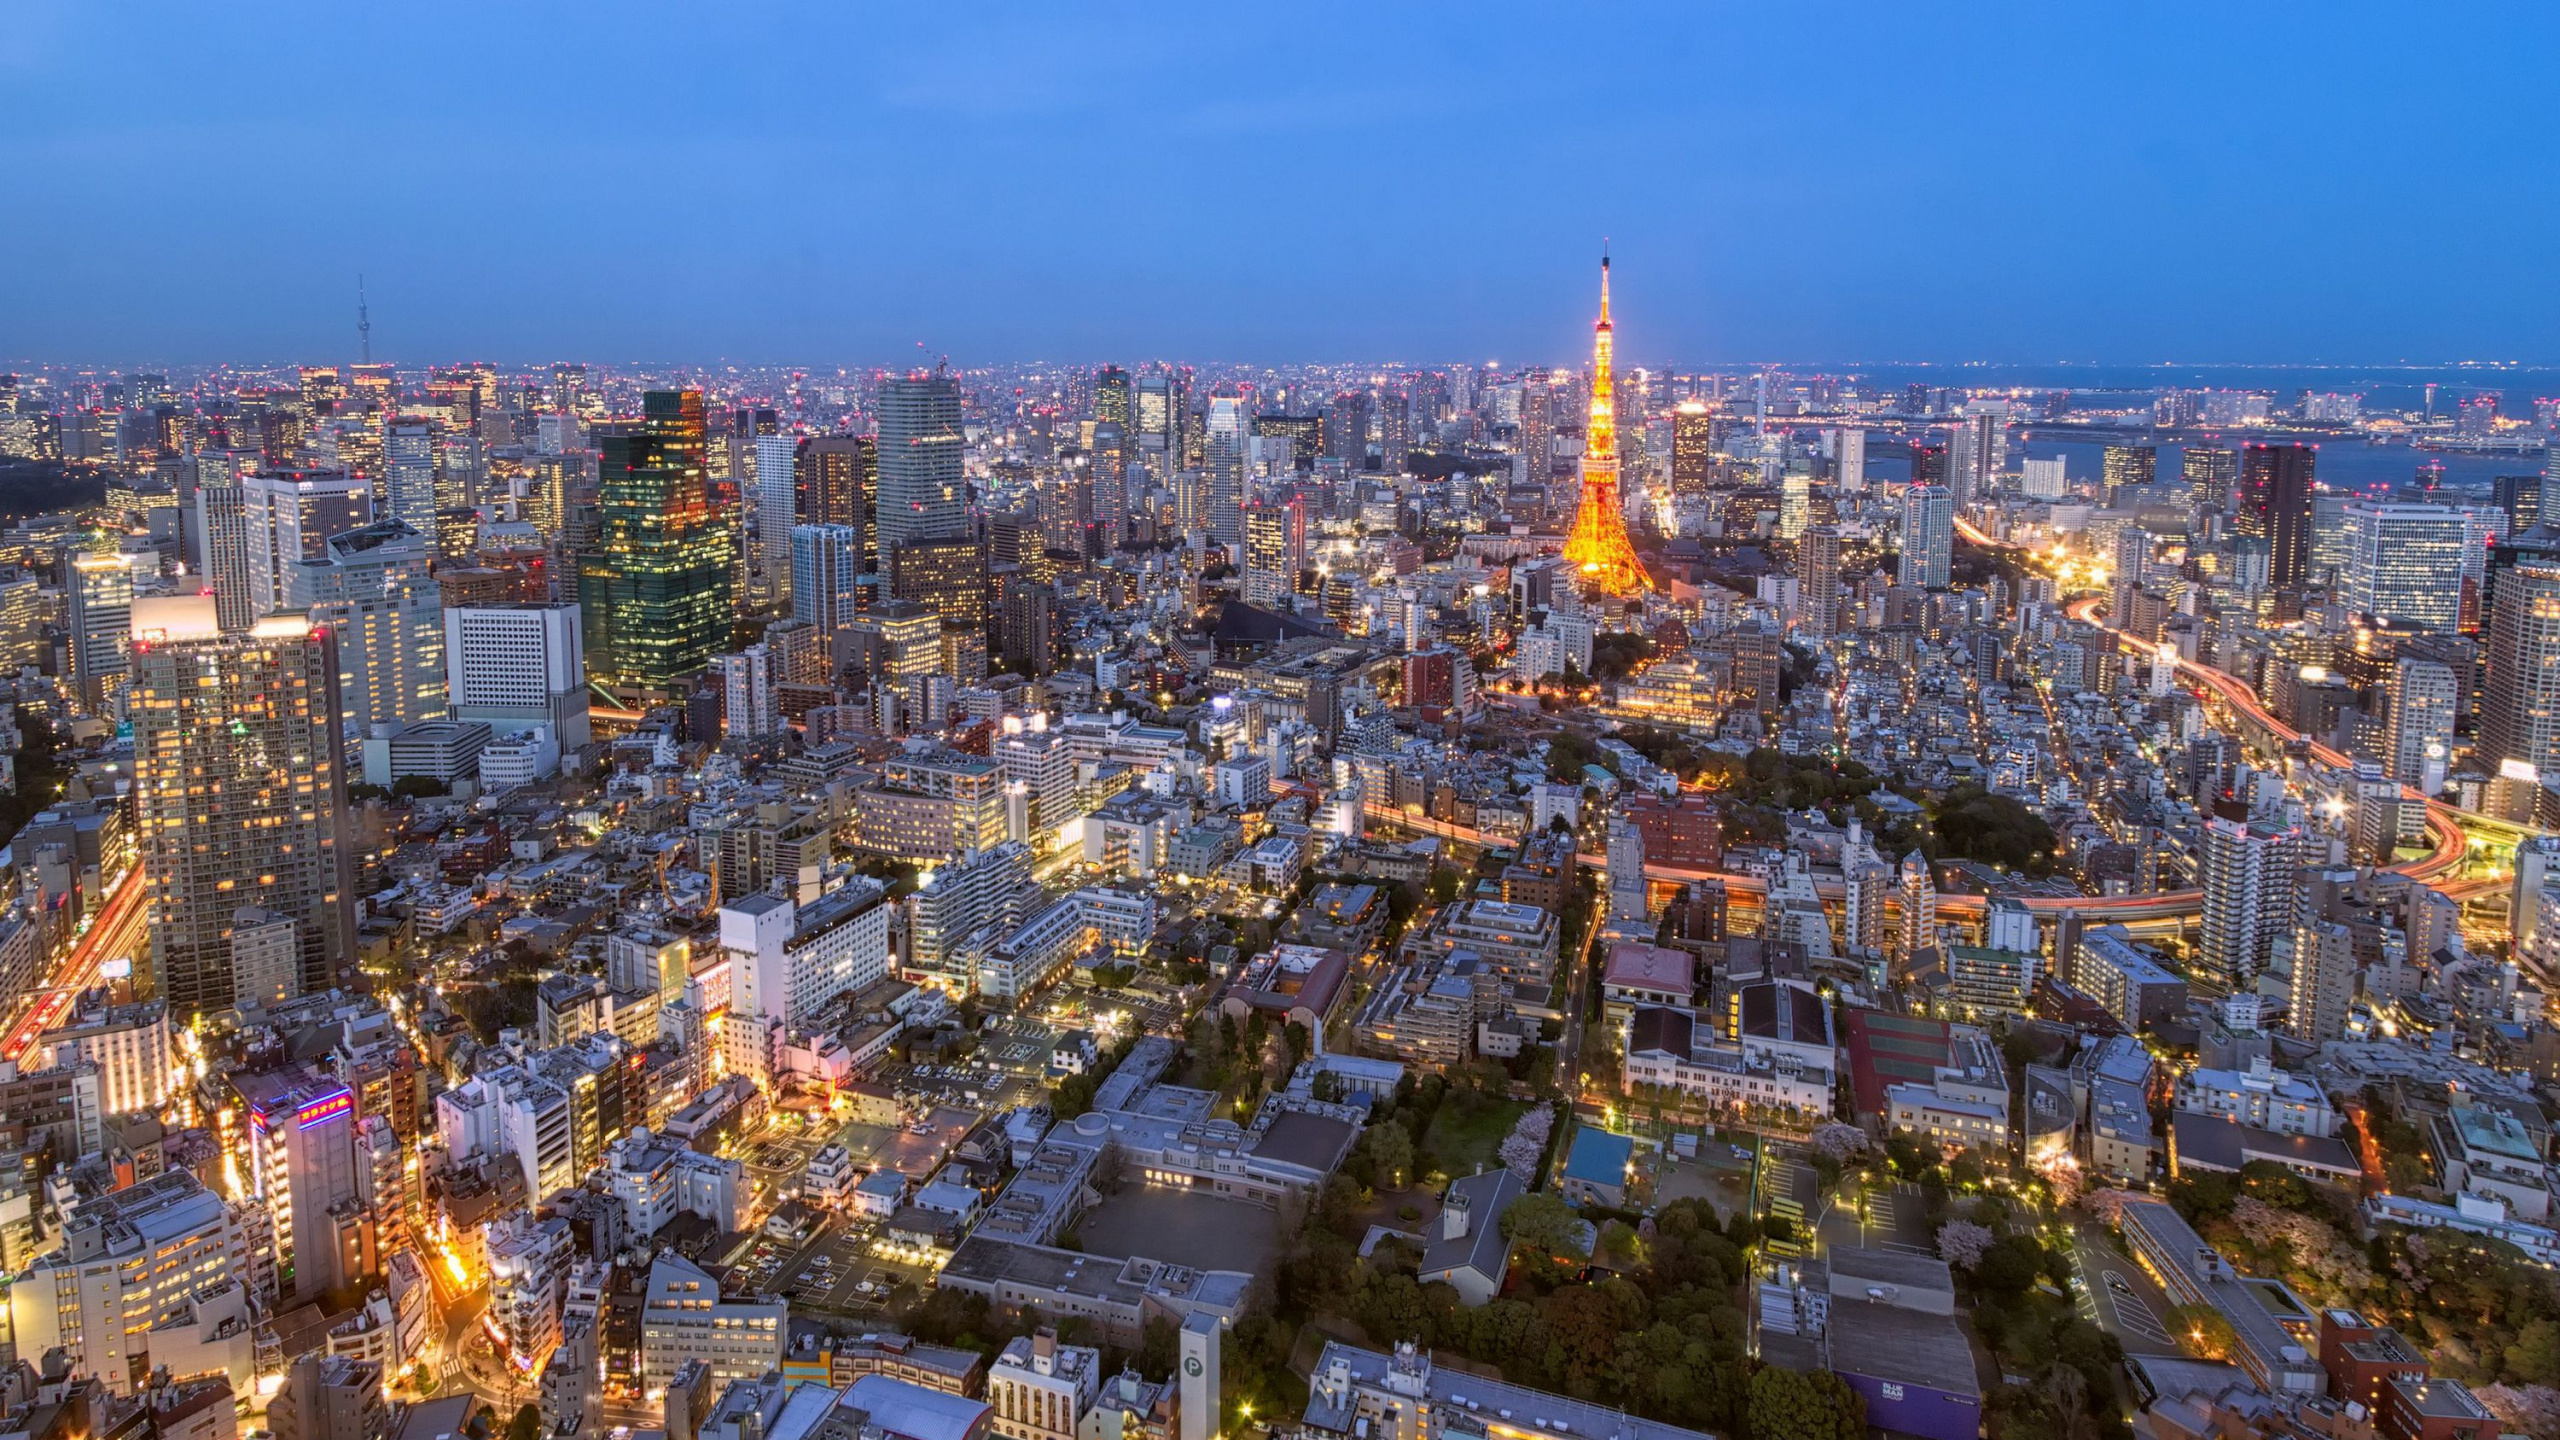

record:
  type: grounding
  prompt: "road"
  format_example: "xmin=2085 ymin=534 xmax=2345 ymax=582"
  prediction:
xmin=0 ymin=864 xmax=148 ymax=1063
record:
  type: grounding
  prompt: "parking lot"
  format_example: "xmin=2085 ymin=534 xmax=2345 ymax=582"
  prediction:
xmin=1816 ymin=1179 xmax=1937 ymax=1258
xmin=2073 ymin=1227 xmax=2179 ymax=1356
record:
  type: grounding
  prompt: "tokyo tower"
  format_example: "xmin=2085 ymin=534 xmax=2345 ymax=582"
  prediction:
xmin=1560 ymin=249 xmax=1651 ymax=595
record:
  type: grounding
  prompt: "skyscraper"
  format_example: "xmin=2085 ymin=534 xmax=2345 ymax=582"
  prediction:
xmin=132 ymin=609 xmax=354 ymax=1017
xmin=2182 ymin=444 xmax=2238 ymax=510
xmin=2483 ymin=557 xmax=2560 ymax=779
xmin=287 ymin=519 xmax=446 ymax=730
xmin=2197 ymin=816 xmax=2308 ymax=993
xmin=446 ymin=602 xmax=591 ymax=751
xmin=1670 ymin=402 xmax=1714 ymax=494
xmin=874 ymin=367 xmax=966 ymax=554
xmin=2341 ymin=500 xmax=2469 ymax=633
xmin=2384 ymin=656 xmax=2458 ymax=788
xmin=243 ymin=470 xmax=373 ymax=617
xmin=1560 ymin=255 xmax=1649 ymax=595
xmin=1094 ymin=365 xmax=1132 ymax=428
xmin=1831 ymin=426 xmax=1866 ymax=492
xmin=1205 ymin=395 xmax=1248 ymax=549
xmin=2238 ymin=444 xmax=2315 ymax=588
xmin=1241 ymin=498 xmax=1305 ymax=609
xmin=1948 ymin=413 xmax=2004 ymax=506
xmin=384 ymin=422 xmax=438 ymax=535
xmin=795 ymin=435 xmax=874 ymax=562
xmin=2100 ymin=443 xmax=2155 ymax=506
xmin=1798 ymin=524 xmax=1842 ymax=636
xmin=2494 ymin=472 xmax=2544 ymax=535
xmin=67 ymin=552 xmax=138 ymax=714
xmin=1324 ymin=390 xmax=1369 ymax=472
xmin=1899 ymin=485 xmax=1952 ymax=591
xmin=790 ymin=524 xmax=864 ymax=643
xmin=577 ymin=390 xmax=732 ymax=701
xmin=755 ymin=432 xmax=797 ymax=611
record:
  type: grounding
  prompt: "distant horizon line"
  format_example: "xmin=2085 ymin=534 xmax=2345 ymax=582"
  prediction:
xmin=7 ymin=355 xmax=2560 ymax=381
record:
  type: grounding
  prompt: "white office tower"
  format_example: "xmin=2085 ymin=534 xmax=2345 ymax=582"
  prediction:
xmin=446 ymin=603 xmax=591 ymax=754
xmin=2384 ymin=657 xmax=2458 ymax=788
xmin=1831 ymin=426 xmax=1866 ymax=491
xmin=1206 ymin=395 xmax=1248 ymax=550
xmin=243 ymin=470 xmax=372 ymax=616
xmin=2020 ymin=455 xmax=2068 ymax=499
xmin=7 ymin=1173 xmax=253 ymax=1396
xmin=756 ymin=434 xmax=796 ymax=609
xmin=1606 ymin=816 xmax=1648 ymax=922
xmin=2341 ymin=500 xmax=2469 ymax=633
xmin=719 ymin=646 xmax=780 ymax=740
xmin=1947 ymin=413 xmax=2005 ymax=506
xmin=66 ymin=551 xmax=139 ymax=715
xmin=384 ymin=422 xmax=438 ymax=535
xmin=2514 ymin=836 xmax=2560 ymax=951
xmin=1179 ymin=1311 xmax=1223 ymax=1440
xmin=874 ymin=367 xmax=967 ymax=553
xmin=1842 ymin=857 xmax=1889 ymax=959
xmin=718 ymin=879 xmax=894 ymax=1083
xmin=288 ymin=519 xmax=446 ymax=729
xmin=791 ymin=523 xmax=864 ymax=638
xmin=2198 ymin=816 xmax=2311 ymax=994
xmin=1898 ymin=485 xmax=1952 ymax=590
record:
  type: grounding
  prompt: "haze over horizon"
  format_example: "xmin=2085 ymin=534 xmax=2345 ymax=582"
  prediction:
xmin=7 ymin=1 xmax=2559 ymax=366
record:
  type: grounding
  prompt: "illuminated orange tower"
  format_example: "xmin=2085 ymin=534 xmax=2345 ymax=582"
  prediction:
xmin=1561 ymin=249 xmax=1651 ymax=595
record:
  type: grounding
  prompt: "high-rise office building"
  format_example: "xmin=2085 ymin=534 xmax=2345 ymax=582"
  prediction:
xmin=2101 ymin=443 xmax=2156 ymax=506
xmin=1899 ymin=485 xmax=1952 ymax=590
xmin=67 ymin=551 xmax=138 ymax=714
xmin=2384 ymin=656 xmax=2458 ymax=789
xmin=1094 ymin=366 xmax=1132 ymax=428
xmin=2341 ymin=500 xmax=2469 ymax=633
xmin=1325 ymin=389 xmax=1370 ymax=472
xmin=2183 ymin=445 xmax=2238 ymax=510
xmin=795 ymin=435 xmax=874 ymax=561
xmin=1089 ymin=421 xmax=1128 ymax=551
xmin=1670 ymin=402 xmax=1714 ymax=494
xmin=132 ymin=610 xmax=354 ymax=1017
xmin=288 ymin=519 xmax=447 ymax=729
xmin=1205 ymin=395 xmax=1248 ymax=549
xmin=243 ymin=470 xmax=373 ymax=617
xmin=237 ymin=1071 xmax=368 ymax=1303
xmin=2484 ymin=558 xmax=2560 ymax=779
xmin=1831 ymin=425 xmax=1866 ymax=492
xmin=791 ymin=524 xmax=864 ymax=642
xmin=874 ymin=369 xmax=967 ymax=553
xmin=2238 ymin=444 xmax=2315 ymax=588
xmin=1798 ymin=524 xmax=1842 ymax=636
xmin=1241 ymin=498 xmax=1306 ymax=609
xmin=6 ymin=1172 xmax=248 ymax=1396
xmin=1948 ymin=414 xmax=2004 ymax=506
xmin=2494 ymin=472 xmax=2544 ymax=536
xmin=755 ymin=433 xmax=797 ymax=610
xmin=446 ymin=602 xmax=591 ymax=751
xmin=889 ymin=534 xmax=989 ymax=633
xmin=384 ymin=422 xmax=437 ymax=535
xmin=577 ymin=390 xmax=732 ymax=701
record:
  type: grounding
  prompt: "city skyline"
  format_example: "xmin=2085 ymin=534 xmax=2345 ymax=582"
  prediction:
xmin=9 ymin=5 xmax=2560 ymax=364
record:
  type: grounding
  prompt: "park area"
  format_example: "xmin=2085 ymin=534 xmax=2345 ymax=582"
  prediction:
xmin=1420 ymin=1094 xmax=1530 ymax=1177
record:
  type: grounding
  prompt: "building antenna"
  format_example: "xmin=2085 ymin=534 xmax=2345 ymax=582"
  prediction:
xmin=358 ymin=274 xmax=372 ymax=363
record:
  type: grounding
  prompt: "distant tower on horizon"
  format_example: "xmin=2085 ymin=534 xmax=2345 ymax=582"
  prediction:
xmin=1561 ymin=251 xmax=1651 ymax=596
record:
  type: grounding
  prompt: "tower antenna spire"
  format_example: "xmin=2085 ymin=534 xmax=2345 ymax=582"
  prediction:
xmin=358 ymin=274 xmax=372 ymax=364
xmin=1560 ymin=247 xmax=1650 ymax=595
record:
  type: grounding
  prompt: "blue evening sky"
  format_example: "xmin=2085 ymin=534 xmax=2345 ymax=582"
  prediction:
xmin=4 ymin=2 xmax=2555 ymax=368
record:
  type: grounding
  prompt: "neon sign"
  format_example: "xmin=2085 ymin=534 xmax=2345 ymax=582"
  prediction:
xmin=295 ymin=1087 xmax=354 ymax=1129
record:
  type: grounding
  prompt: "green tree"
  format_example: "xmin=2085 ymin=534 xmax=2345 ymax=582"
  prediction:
xmin=506 ymin=1406 xmax=541 ymax=1440
xmin=2509 ymin=1318 xmax=2560 ymax=1387
xmin=1359 ymin=1121 xmax=1416 ymax=1188
xmin=1743 ymin=1365 xmax=1866 ymax=1440
xmin=1500 ymin=1192 xmax=1590 ymax=1260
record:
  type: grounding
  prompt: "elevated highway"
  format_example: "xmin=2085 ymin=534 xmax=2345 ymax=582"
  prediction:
xmin=0 ymin=864 xmax=150 ymax=1063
